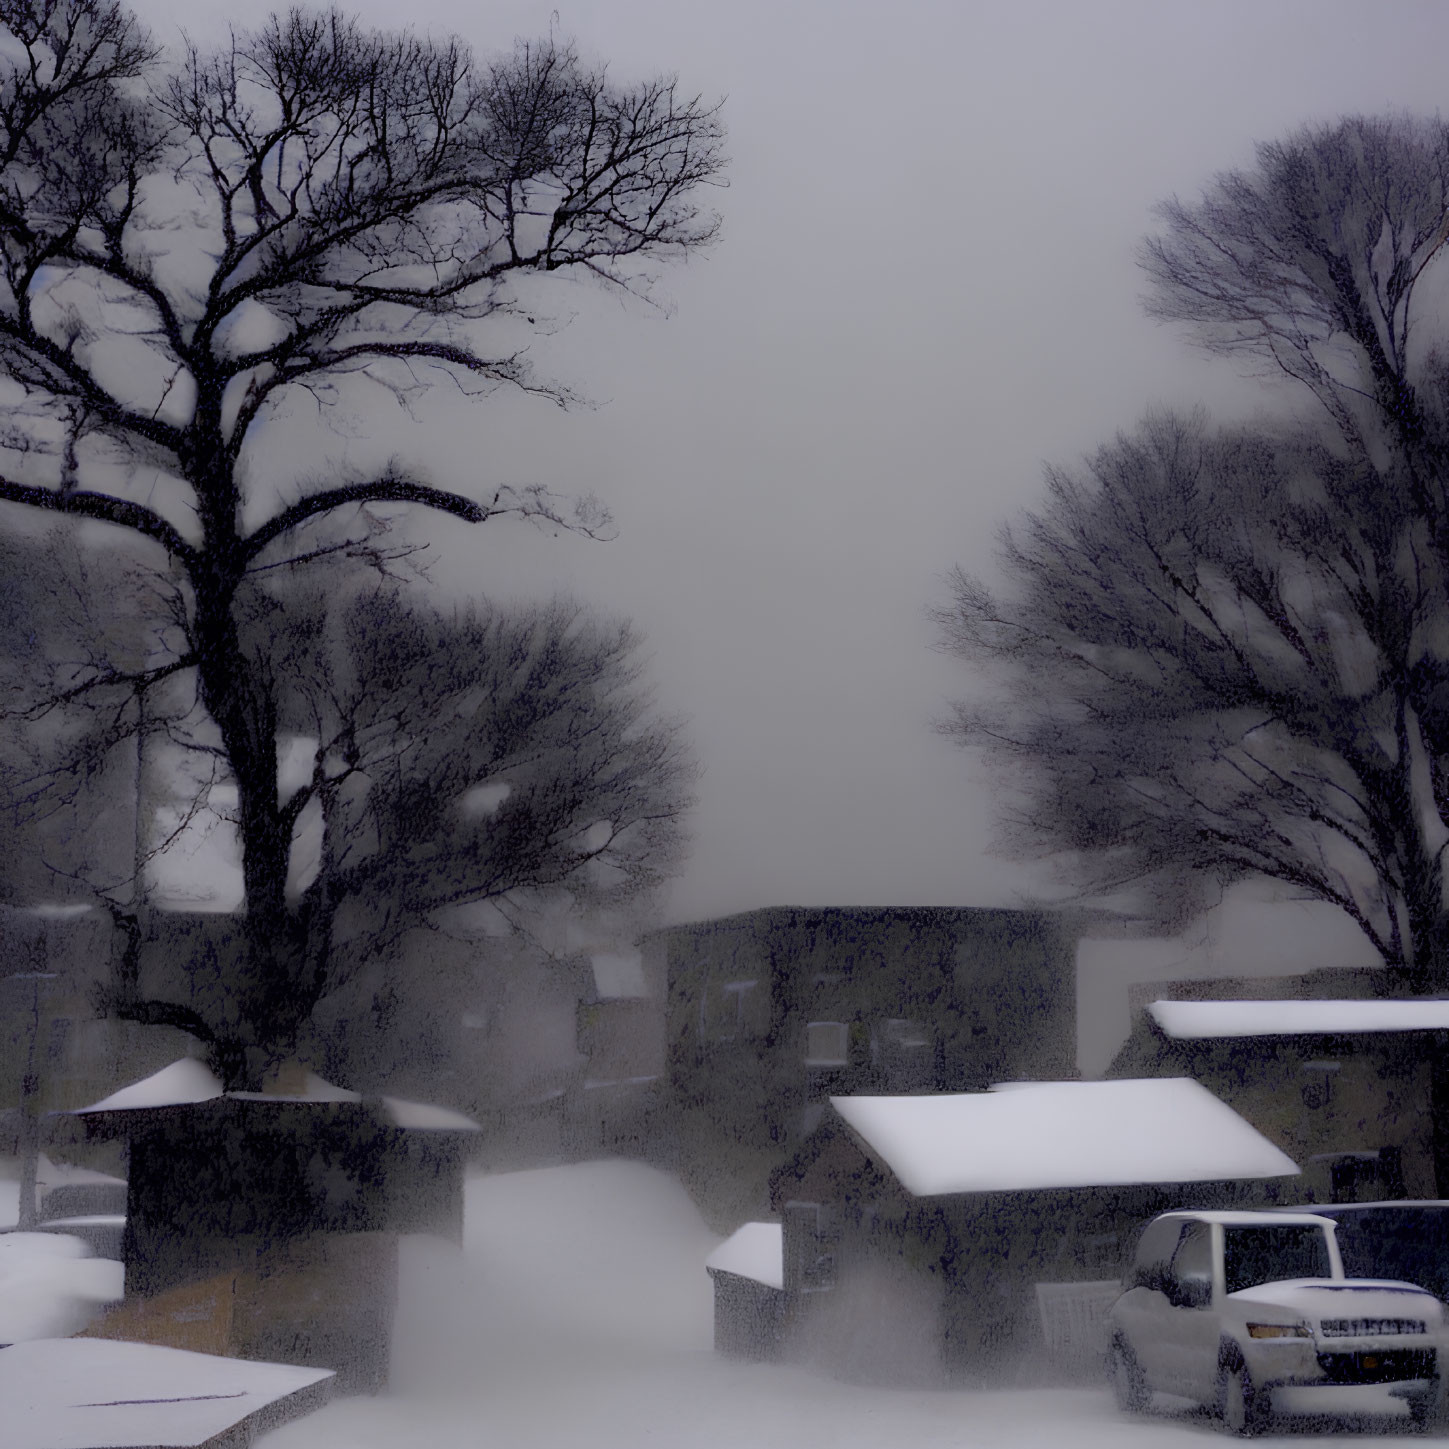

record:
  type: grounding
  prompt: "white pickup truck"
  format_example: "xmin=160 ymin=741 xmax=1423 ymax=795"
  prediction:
xmin=1107 ymin=1209 xmax=1444 ymax=1434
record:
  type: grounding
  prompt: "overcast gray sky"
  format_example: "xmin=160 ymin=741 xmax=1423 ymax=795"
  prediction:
xmin=130 ymin=0 xmax=1449 ymax=936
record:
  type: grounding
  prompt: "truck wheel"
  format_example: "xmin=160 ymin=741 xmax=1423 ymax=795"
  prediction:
xmin=1109 ymin=1336 xmax=1148 ymax=1413
xmin=1218 ymin=1350 xmax=1268 ymax=1437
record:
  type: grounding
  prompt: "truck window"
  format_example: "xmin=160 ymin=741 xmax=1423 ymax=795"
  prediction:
xmin=1222 ymin=1225 xmax=1331 ymax=1295
xmin=1130 ymin=1217 xmax=1184 ymax=1286
xmin=1170 ymin=1221 xmax=1214 ymax=1303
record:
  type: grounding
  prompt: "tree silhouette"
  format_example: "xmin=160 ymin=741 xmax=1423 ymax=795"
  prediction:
xmin=0 ymin=2 xmax=724 ymax=1085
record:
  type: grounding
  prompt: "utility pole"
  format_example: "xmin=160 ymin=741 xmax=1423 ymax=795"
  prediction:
xmin=8 ymin=968 xmax=57 ymax=1230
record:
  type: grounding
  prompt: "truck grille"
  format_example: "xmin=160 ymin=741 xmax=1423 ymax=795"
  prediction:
xmin=1317 ymin=1348 xmax=1436 ymax=1385
xmin=1319 ymin=1318 xmax=1427 ymax=1338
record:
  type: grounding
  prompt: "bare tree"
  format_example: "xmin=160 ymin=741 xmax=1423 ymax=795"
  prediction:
xmin=0 ymin=521 xmax=183 ymax=901
xmin=1134 ymin=114 xmax=1449 ymax=979
xmin=0 ymin=3 xmax=724 ymax=1085
xmin=1140 ymin=116 xmax=1449 ymax=495
xmin=937 ymin=412 xmax=1433 ymax=954
xmin=70 ymin=575 xmax=695 ymax=1072
xmin=258 ymin=580 xmax=695 ymax=1031
xmin=939 ymin=113 xmax=1449 ymax=1184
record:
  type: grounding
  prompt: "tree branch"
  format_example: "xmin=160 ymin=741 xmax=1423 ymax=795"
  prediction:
xmin=243 ymin=475 xmax=488 ymax=560
xmin=0 ymin=476 xmax=197 ymax=565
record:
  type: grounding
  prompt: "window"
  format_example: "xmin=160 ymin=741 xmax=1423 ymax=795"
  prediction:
xmin=784 ymin=1200 xmax=837 ymax=1292
xmin=1080 ymin=1231 xmax=1121 ymax=1277
xmin=1169 ymin=1222 xmax=1214 ymax=1306
xmin=1131 ymin=1216 xmax=1184 ymax=1287
xmin=874 ymin=1018 xmax=933 ymax=1089
xmin=878 ymin=1018 xmax=930 ymax=1050
xmin=1301 ymin=1059 xmax=1340 ymax=1110
xmin=720 ymin=980 xmax=759 ymax=1040
xmin=701 ymin=979 xmax=762 ymax=1042
xmin=804 ymin=1020 xmax=848 ymax=1067
xmin=1222 ymin=1224 xmax=1331 ymax=1295
xmin=45 ymin=1015 xmax=71 ymax=1064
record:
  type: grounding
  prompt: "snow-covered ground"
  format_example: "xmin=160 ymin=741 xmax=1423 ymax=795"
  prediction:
xmin=254 ymin=1160 xmax=1440 ymax=1448
xmin=0 ymin=1231 xmax=123 ymax=1343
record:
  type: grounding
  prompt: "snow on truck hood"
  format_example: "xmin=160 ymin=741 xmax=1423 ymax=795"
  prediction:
xmin=1230 ymin=1279 xmax=1441 ymax=1318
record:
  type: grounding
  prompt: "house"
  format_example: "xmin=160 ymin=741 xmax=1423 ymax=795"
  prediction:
xmin=705 ymin=1221 xmax=785 ymax=1359
xmin=767 ymin=1079 xmax=1298 ymax=1385
xmin=309 ymin=927 xmax=586 ymax=1131
xmin=2 ymin=905 xmax=648 ymax=1175
xmin=567 ymin=948 xmax=668 ymax=1160
xmin=11 ymin=1155 xmax=129 ymax=1258
xmin=1108 ymin=973 xmax=1449 ymax=1201
xmin=68 ymin=1057 xmax=480 ymax=1391
xmin=271 ymin=926 xmax=673 ymax=1168
xmin=0 ymin=906 xmax=193 ymax=1137
xmin=655 ymin=904 xmax=1076 ymax=1155
xmin=653 ymin=904 xmax=1079 ymax=1226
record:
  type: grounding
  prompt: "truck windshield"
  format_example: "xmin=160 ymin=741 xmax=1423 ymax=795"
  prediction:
xmin=1223 ymin=1225 xmax=1331 ymax=1294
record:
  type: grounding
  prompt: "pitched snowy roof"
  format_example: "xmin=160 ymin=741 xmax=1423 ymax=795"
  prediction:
xmin=830 ymin=1079 xmax=1299 ymax=1196
xmin=77 ymin=1056 xmax=222 ymax=1112
xmin=33 ymin=1155 xmax=126 ymax=1193
xmin=1149 ymin=998 xmax=1449 ymax=1039
xmin=705 ymin=1222 xmax=783 ymax=1289
xmin=71 ymin=1059 xmax=479 ymax=1131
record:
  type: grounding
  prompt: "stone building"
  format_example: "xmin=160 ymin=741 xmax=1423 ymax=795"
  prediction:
xmin=655 ymin=904 xmax=1077 ymax=1141
xmin=1108 ymin=971 xmax=1448 ymax=1201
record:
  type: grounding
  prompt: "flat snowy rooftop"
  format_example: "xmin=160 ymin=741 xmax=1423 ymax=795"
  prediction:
xmin=830 ymin=1079 xmax=1299 ymax=1196
xmin=1149 ymin=998 xmax=1449 ymax=1039
xmin=2 ymin=1337 xmax=332 ymax=1449
xmin=705 ymin=1222 xmax=783 ymax=1289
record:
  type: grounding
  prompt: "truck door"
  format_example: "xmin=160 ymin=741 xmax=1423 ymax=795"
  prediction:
xmin=1160 ymin=1221 xmax=1221 ymax=1400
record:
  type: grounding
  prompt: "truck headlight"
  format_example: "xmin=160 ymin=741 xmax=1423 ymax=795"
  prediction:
xmin=1246 ymin=1322 xmax=1311 ymax=1339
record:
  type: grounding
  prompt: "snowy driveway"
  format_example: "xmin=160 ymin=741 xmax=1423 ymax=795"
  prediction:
xmin=256 ymin=1161 xmax=1442 ymax=1448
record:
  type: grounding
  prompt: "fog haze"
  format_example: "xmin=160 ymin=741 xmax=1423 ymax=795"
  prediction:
xmin=129 ymin=0 xmax=1449 ymax=937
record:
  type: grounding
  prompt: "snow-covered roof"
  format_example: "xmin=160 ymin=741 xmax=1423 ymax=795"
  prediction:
xmin=830 ymin=1079 xmax=1299 ymax=1196
xmin=705 ymin=1222 xmax=783 ymax=1289
xmin=34 ymin=1215 xmax=126 ymax=1228
xmin=34 ymin=1155 xmax=125 ymax=1194
xmin=2 ymin=1337 xmax=332 ymax=1449
xmin=583 ymin=1075 xmax=660 ymax=1091
xmin=0 ymin=1232 xmax=123 ymax=1345
xmin=71 ymin=1060 xmax=479 ymax=1131
xmin=77 ymin=1056 xmax=223 ymax=1112
xmin=380 ymin=1097 xmax=481 ymax=1132
xmin=1149 ymin=998 xmax=1449 ymax=1039
xmin=228 ymin=1069 xmax=360 ymax=1104
xmin=1296 ymin=1200 xmax=1449 ymax=1212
